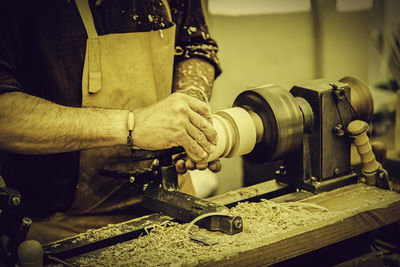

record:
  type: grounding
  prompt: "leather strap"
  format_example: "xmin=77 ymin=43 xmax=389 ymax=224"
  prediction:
xmin=75 ymin=0 xmax=102 ymax=93
xmin=161 ymin=0 xmax=172 ymax=21
xmin=74 ymin=0 xmax=98 ymax=38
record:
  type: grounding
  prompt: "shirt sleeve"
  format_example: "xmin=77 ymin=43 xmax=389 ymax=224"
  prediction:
xmin=171 ymin=0 xmax=222 ymax=77
xmin=0 ymin=0 xmax=25 ymax=95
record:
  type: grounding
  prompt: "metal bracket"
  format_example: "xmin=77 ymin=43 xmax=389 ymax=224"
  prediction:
xmin=142 ymin=182 xmax=243 ymax=235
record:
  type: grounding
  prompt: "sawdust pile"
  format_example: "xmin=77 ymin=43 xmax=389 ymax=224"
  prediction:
xmin=73 ymin=216 xmax=157 ymax=244
xmin=73 ymin=200 xmax=335 ymax=266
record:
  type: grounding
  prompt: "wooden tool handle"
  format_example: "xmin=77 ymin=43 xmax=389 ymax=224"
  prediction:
xmin=18 ymin=240 xmax=43 ymax=267
xmin=347 ymin=120 xmax=381 ymax=185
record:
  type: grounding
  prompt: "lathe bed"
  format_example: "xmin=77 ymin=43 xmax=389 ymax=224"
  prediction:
xmin=44 ymin=181 xmax=400 ymax=266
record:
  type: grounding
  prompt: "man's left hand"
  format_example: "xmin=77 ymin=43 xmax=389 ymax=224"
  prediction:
xmin=172 ymin=58 xmax=220 ymax=174
xmin=173 ymin=154 xmax=221 ymax=174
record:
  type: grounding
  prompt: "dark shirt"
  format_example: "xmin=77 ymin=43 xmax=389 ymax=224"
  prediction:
xmin=0 ymin=0 xmax=221 ymax=217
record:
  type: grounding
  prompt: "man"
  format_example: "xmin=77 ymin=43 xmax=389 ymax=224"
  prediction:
xmin=0 ymin=0 xmax=221 ymax=244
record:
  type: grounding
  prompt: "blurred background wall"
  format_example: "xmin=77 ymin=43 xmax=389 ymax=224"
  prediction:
xmin=201 ymin=0 xmax=400 ymax=195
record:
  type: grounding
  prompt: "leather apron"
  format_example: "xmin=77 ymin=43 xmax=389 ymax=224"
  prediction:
xmin=27 ymin=0 xmax=194 ymax=244
xmin=69 ymin=0 xmax=180 ymax=215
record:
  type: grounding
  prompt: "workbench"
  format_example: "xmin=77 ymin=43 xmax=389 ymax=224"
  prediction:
xmin=209 ymin=183 xmax=400 ymax=266
xmin=45 ymin=182 xmax=400 ymax=266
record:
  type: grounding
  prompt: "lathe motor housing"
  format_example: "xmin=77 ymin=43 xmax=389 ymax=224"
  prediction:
xmin=195 ymin=77 xmax=373 ymax=193
xmin=280 ymin=80 xmax=358 ymax=193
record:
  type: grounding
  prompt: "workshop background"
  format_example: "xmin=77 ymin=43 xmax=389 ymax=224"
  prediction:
xmin=196 ymin=0 xmax=400 ymax=195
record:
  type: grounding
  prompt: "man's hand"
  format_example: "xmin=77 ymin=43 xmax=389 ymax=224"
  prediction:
xmin=133 ymin=93 xmax=217 ymax=160
xmin=169 ymin=58 xmax=219 ymax=171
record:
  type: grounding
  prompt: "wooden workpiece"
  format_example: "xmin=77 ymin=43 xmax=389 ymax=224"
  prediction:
xmin=58 ymin=182 xmax=400 ymax=266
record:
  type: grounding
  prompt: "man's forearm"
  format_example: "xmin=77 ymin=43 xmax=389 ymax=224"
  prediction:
xmin=172 ymin=58 xmax=215 ymax=102
xmin=0 ymin=92 xmax=127 ymax=154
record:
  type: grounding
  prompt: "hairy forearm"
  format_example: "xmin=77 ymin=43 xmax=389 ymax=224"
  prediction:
xmin=0 ymin=92 xmax=127 ymax=154
xmin=172 ymin=58 xmax=215 ymax=102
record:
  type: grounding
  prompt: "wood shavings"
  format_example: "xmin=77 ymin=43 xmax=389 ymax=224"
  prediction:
xmin=71 ymin=199 xmax=337 ymax=266
xmin=56 ymin=215 xmax=163 ymax=246
xmin=281 ymin=202 xmax=328 ymax=212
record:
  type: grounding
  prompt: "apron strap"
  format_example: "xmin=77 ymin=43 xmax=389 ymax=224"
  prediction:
xmin=161 ymin=0 xmax=172 ymax=22
xmin=74 ymin=0 xmax=99 ymax=38
xmin=75 ymin=0 xmax=102 ymax=93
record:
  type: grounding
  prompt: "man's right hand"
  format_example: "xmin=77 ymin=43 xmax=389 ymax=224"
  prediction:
xmin=133 ymin=93 xmax=217 ymax=160
xmin=0 ymin=92 xmax=216 ymax=156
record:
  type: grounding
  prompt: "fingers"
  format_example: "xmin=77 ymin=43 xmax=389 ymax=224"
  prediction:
xmin=175 ymin=158 xmax=210 ymax=173
xmin=182 ymin=133 xmax=208 ymax=160
xmin=185 ymin=159 xmax=196 ymax=171
xmin=186 ymin=95 xmax=213 ymax=123
xmin=185 ymin=159 xmax=207 ymax=171
xmin=168 ymin=93 xmax=216 ymax=160
xmin=188 ymin=109 xmax=217 ymax=145
xmin=208 ymin=160 xmax=221 ymax=173
xmin=184 ymin=109 xmax=216 ymax=160
xmin=175 ymin=154 xmax=221 ymax=174
xmin=175 ymin=159 xmax=187 ymax=174
xmin=186 ymin=123 xmax=214 ymax=155
xmin=195 ymin=162 xmax=209 ymax=170
xmin=184 ymin=158 xmax=221 ymax=172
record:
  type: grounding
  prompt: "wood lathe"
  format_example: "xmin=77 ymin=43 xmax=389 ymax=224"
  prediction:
xmin=9 ymin=77 xmax=400 ymax=266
